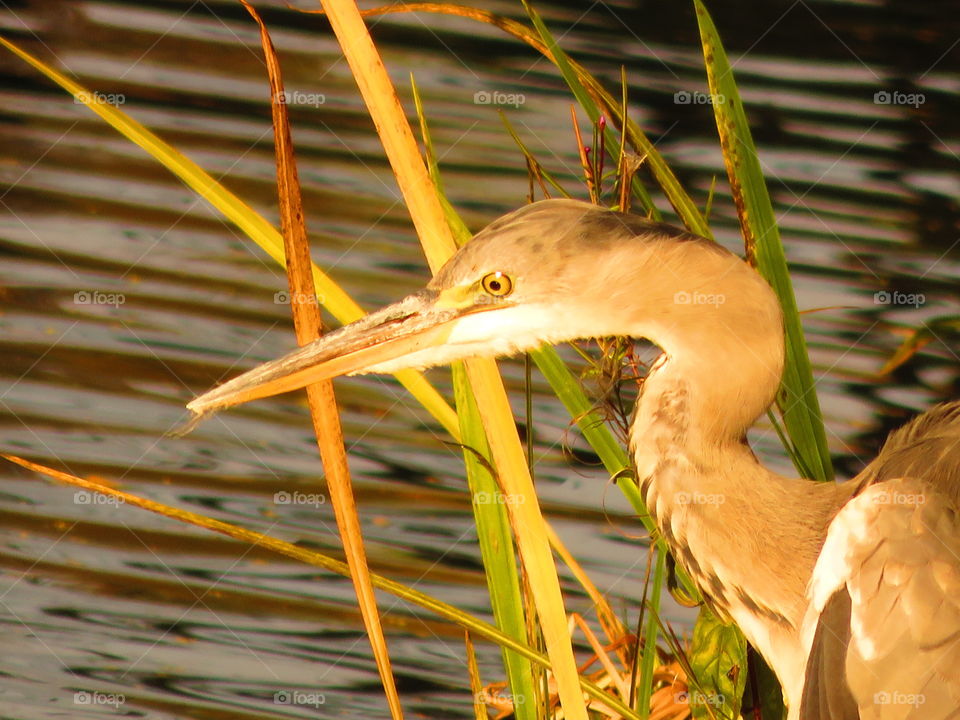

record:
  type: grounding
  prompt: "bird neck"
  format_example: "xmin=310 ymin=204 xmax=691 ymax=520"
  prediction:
xmin=628 ymin=323 xmax=849 ymax=705
xmin=592 ymin=233 xmax=788 ymax=449
xmin=617 ymin=252 xmax=825 ymax=698
xmin=626 ymin=289 xmax=786 ymax=461
xmin=630 ymin=356 xmax=804 ymax=694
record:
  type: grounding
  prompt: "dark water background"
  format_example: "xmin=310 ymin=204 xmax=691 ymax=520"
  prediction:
xmin=0 ymin=0 xmax=958 ymax=717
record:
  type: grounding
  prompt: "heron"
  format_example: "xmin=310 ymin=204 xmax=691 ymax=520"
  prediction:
xmin=187 ymin=199 xmax=960 ymax=718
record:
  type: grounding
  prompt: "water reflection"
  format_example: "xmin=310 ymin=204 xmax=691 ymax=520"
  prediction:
xmin=0 ymin=0 xmax=957 ymax=716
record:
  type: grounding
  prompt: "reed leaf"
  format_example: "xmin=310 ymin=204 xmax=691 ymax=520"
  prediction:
xmin=695 ymin=0 xmax=833 ymax=483
xmin=636 ymin=549 xmax=667 ymax=718
xmin=315 ymin=2 xmax=588 ymax=717
xmin=414 ymin=75 xmax=537 ymax=717
xmin=240 ymin=5 xmax=402 ymax=717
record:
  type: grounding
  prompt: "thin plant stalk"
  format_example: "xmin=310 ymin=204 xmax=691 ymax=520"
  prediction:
xmin=412 ymin=75 xmax=537 ymax=717
xmin=314 ymin=2 xmax=589 ymax=717
xmin=240 ymin=4 xmax=403 ymax=717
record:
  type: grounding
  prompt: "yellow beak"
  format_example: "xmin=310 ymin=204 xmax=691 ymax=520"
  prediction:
xmin=186 ymin=288 xmax=476 ymax=420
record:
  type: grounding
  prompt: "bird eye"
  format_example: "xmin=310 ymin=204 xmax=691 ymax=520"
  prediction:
xmin=481 ymin=271 xmax=513 ymax=297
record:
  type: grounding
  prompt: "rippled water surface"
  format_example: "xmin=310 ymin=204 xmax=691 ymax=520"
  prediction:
xmin=1 ymin=0 xmax=958 ymax=717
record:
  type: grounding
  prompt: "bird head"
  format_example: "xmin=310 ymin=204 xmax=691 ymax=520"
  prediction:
xmin=186 ymin=199 xmax=779 ymax=421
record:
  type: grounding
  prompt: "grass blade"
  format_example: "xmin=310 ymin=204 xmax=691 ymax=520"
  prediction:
xmin=414 ymin=76 xmax=537 ymax=717
xmin=528 ymin=348 xmax=701 ymax=602
xmin=452 ymin=365 xmax=536 ymax=720
xmin=241 ymin=4 xmax=402 ymax=717
xmin=636 ymin=548 xmax=666 ymax=718
xmin=695 ymin=0 xmax=833 ymax=482
xmin=522 ymin=0 xmax=658 ymax=218
xmin=464 ymin=632 xmax=489 ymax=720
xmin=877 ymin=314 xmax=960 ymax=375
xmin=315 ymin=2 xmax=588 ymax=717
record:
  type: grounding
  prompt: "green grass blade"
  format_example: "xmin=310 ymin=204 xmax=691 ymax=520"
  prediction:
xmin=414 ymin=77 xmax=536 ymax=720
xmin=0 ymin=34 xmax=460 ymax=440
xmin=636 ymin=548 xmax=666 ymax=718
xmin=528 ymin=350 xmax=629 ymax=497
xmin=453 ymin=365 xmax=537 ymax=720
xmin=521 ymin=2 xmax=719 ymax=238
xmin=694 ymin=1 xmax=833 ymax=482
xmin=500 ymin=114 xmax=573 ymax=199
xmin=530 ymin=347 xmax=701 ymax=597
xmin=878 ymin=314 xmax=960 ymax=375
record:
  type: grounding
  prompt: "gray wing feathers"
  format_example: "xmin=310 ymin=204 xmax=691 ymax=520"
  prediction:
xmin=845 ymin=482 xmax=960 ymax=719
xmin=801 ymin=588 xmax=859 ymax=719
xmin=803 ymin=476 xmax=960 ymax=719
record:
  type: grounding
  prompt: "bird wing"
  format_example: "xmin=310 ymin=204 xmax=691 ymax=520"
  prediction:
xmin=801 ymin=479 xmax=960 ymax=719
xmin=854 ymin=401 xmax=960 ymax=502
xmin=799 ymin=401 xmax=960 ymax=719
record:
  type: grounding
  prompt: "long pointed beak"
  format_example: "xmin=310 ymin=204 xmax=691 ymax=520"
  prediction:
xmin=186 ymin=289 xmax=465 ymax=420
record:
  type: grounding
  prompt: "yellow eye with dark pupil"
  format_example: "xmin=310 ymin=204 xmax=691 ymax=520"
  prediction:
xmin=481 ymin=272 xmax=513 ymax=297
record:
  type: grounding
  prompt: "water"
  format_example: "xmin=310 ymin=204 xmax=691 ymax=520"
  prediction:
xmin=0 ymin=0 xmax=958 ymax=717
